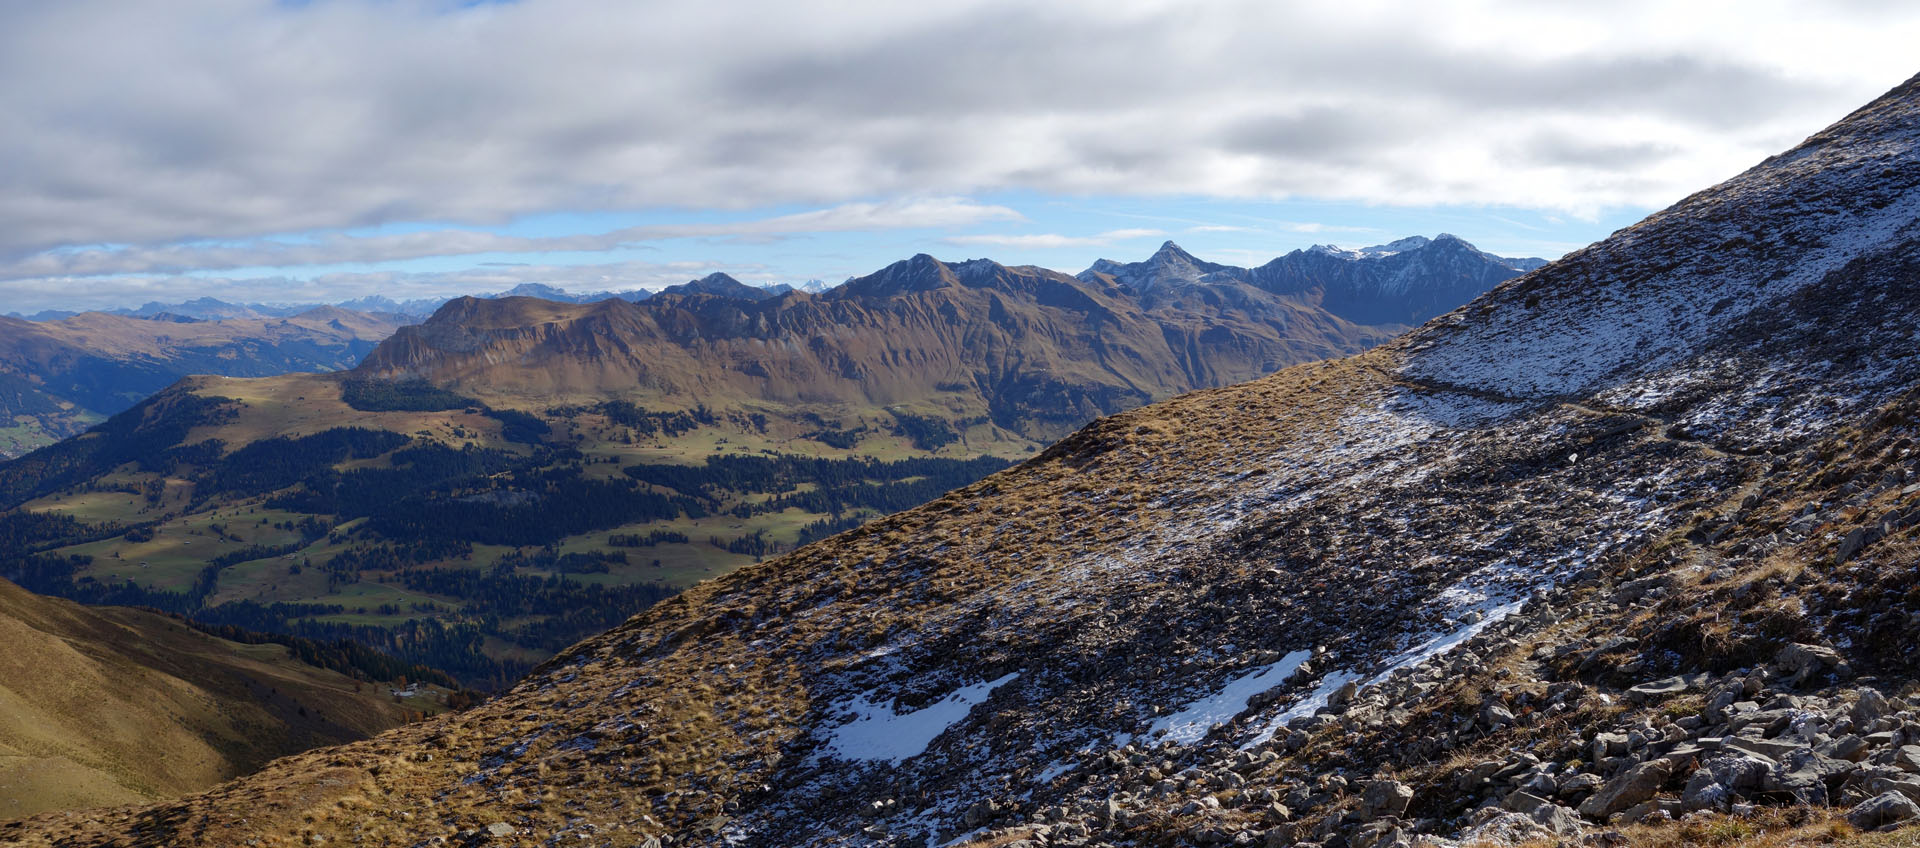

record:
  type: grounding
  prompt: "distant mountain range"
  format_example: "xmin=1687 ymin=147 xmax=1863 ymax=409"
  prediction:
xmin=9 ymin=239 xmax=1536 ymax=326
xmin=8 ymin=280 xmax=785 ymax=324
xmin=1082 ymin=234 xmax=1544 ymax=325
xmin=362 ymin=233 xmax=1540 ymax=441
xmin=0 ymin=236 xmax=1534 ymax=461
xmin=0 ymin=307 xmax=405 ymax=457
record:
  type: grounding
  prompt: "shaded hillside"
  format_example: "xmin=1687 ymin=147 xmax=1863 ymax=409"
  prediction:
xmin=0 ymin=575 xmax=445 ymax=822
xmin=11 ymin=72 xmax=1920 ymax=848
xmin=0 ymin=307 xmax=404 ymax=458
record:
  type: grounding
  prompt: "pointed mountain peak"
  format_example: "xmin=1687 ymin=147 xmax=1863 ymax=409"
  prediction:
xmin=1151 ymin=240 xmax=1197 ymax=261
xmin=1079 ymin=241 xmax=1228 ymax=294
xmin=836 ymin=253 xmax=960 ymax=298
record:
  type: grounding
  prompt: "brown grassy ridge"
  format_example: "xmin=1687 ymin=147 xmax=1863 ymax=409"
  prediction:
xmin=0 ymin=577 xmax=427 ymax=823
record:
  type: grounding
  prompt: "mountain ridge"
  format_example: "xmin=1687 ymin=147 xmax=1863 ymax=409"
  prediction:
xmin=1080 ymin=234 xmax=1547 ymax=327
xmin=0 ymin=574 xmax=443 ymax=822
xmin=356 ymin=238 xmax=1532 ymax=443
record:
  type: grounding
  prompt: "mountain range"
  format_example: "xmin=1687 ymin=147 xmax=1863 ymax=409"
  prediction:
xmin=362 ymin=235 xmax=1540 ymax=441
xmin=0 ymin=233 xmax=1532 ymax=697
xmin=4 ymin=71 xmax=1917 ymax=847
xmin=1082 ymin=234 xmax=1545 ymax=325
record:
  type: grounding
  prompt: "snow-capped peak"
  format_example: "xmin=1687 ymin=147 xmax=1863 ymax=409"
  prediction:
xmin=1357 ymin=235 xmax=1433 ymax=256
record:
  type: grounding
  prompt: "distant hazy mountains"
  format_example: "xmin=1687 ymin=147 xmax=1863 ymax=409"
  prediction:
xmin=0 ymin=307 xmax=405 ymax=457
xmin=1081 ymin=234 xmax=1545 ymax=326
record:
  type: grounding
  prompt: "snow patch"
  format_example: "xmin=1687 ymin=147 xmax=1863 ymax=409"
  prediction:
xmin=1150 ymin=650 xmax=1312 ymax=744
xmin=824 ymin=673 xmax=1020 ymax=763
xmin=1247 ymin=602 xmax=1522 ymax=747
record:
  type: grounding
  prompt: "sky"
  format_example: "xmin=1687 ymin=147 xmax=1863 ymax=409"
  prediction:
xmin=3 ymin=0 xmax=1919 ymax=313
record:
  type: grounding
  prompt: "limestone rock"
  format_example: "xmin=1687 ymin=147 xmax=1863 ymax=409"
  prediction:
xmin=1847 ymin=791 xmax=1920 ymax=830
xmin=1578 ymin=758 xmax=1673 ymax=820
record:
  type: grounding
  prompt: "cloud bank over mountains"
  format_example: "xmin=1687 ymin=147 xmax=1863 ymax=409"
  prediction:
xmin=3 ymin=0 xmax=1917 ymax=309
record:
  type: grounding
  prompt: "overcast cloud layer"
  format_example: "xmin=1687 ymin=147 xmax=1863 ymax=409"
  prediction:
xmin=3 ymin=0 xmax=1919 ymax=309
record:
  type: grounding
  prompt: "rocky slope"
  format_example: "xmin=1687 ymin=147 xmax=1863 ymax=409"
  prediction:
xmin=15 ymin=73 xmax=1920 ymax=848
xmin=0 ymin=307 xmax=404 ymax=458
xmin=0 ymin=576 xmax=436 ymax=822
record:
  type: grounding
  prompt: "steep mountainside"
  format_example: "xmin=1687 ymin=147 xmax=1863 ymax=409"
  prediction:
xmin=1080 ymin=235 xmax=1544 ymax=327
xmin=14 ymin=72 xmax=1920 ymax=848
xmin=0 ymin=307 xmax=405 ymax=458
xmin=0 ymin=575 xmax=442 ymax=822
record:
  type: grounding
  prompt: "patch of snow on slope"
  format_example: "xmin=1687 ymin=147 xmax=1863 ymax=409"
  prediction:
xmin=1246 ymin=670 xmax=1362 ymax=747
xmin=824 ymin=673 xmax=1020 ymax=763
xmin=1402 ymin=187 xmax=1920 ymax=400
xmin=1150 ymin=650 xmax=1312 ymax=744
xmin=1246 ymin=602 xmax=1521 ymax=747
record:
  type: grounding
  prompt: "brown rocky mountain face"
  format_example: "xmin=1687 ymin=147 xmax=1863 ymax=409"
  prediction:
xmin=17 ymin=77 xmax=1920 ymax=848
xmin=355 ymin=255 xmax=1401 ymax=442
xmin=0 ymin=307 xmax=403 ymax=458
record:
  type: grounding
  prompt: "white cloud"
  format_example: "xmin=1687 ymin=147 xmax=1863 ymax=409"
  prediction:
xmin=0 ymin=0 xmax=1915 ymax=276
xmin=0 ymin=197 xmax=1020 ymax=281
xmin=0 ymin=260 xmax=776 ymax=313
xmin=942 ymin=228 xmax=1165 ymax=249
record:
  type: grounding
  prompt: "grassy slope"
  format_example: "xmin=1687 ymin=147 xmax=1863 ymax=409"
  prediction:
xmin=0 ymin=577 xmax=435 ymax=821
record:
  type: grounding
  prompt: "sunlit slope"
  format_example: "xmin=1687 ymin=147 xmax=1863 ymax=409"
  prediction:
xmin=0 ymin=577 xmax=428 ymax=821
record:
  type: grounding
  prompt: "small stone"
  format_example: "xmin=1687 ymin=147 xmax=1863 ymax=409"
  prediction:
xmin=1360 ymin=779 xmax=1414 ymax=819
xmin=1590 ymin=732 xmax=1631 ymax=761
xmin=1819 ymin=734 xmax=1870 ymax=762
xmin=1854 ymin=688 xmax=1893 ymax=724
xmin=1626 ymin=674 xmax=1710 ymax=703
xmin=1532 ymin=803 xmax=1584 ymax=836
xmin=1681 ymin=772 xmax=1729 ymax=812
xmin=485 ymin=822 xmax=515 ymax=838
xmin=1774 ymin=643 xmax=1848 ymax=686
xmin=1722 ymin=737 xmax=1806 ymax=761
xmin=1502 ymin=790 xmax=1550 ymax=815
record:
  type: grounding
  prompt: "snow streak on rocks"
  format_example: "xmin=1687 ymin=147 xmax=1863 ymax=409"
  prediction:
xmin=823 ymin=673 xmax=1021 ymax=763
